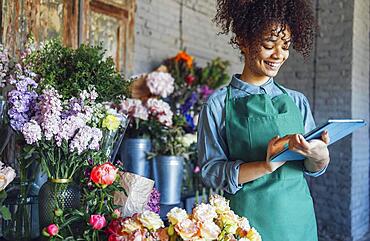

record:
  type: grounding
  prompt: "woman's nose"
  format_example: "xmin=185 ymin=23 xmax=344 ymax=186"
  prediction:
xmin=271 ymin=48 xmax=283 ymax=59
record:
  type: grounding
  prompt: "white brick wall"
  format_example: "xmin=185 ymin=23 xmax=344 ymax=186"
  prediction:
xmin=132 ymin=1 xmax=370 ymax=240
xmin=133 ymin=0 xmax=242 ymax=77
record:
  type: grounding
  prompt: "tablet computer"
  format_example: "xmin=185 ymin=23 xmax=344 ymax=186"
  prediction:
xmin=270 ymin=119 xmax=366 ymax=162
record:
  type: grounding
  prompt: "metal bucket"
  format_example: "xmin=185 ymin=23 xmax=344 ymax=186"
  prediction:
xmin=152 ymin=155 xmax=184 ymax=205
xmin=119 ymin=138 xmax=151 ymax=178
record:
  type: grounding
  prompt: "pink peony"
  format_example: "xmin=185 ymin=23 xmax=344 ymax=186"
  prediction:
xmin=89 ymin=214 xmax=107 ymax=230
xmin=90 ymin=162 xmax=118 ymax=187
xmin=46 ymin=224 xmax=59 ymax=237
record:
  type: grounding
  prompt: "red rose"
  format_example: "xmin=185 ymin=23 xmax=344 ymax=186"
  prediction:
xmin=89 ymin=214 xmax=107 ymax=230
xmin=90 ymin=162 xmax=118 ymax=187
xmin=185 ymin=75 xmax=196 ymax=85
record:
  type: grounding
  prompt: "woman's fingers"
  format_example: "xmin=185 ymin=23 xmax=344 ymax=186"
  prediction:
xmin=321 ymin=130 xmax=330 ymax=144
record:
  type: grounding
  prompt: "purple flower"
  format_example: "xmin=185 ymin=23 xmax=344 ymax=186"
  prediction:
xmin=199 ymin=85 xmax=214 ymax=100
xmin=146 ymin=188 xmax=160 ymax=214
xmin=180 ymin=92 xmax=198 ymax=115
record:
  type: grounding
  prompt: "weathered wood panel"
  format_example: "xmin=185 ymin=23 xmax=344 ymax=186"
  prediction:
xmin=0 ymin=0 xmax=135 ymax=74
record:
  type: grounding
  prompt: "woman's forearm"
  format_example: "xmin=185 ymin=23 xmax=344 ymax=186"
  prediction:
xmin=238 ymin=161 xmax=270 ymax=184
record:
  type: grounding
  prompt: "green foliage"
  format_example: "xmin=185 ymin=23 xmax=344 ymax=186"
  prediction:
xmin=151 ymin=115 xmax=188 ymax=156
xmin=26 ymin=39 xmax=130 ymax=102
xmin=198 ymin=57 xmax=230 ymax=89
xmin=0 ymin=190 xmax=10 ymax=220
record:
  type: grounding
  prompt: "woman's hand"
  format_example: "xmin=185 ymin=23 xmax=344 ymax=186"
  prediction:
xmin=288 ymin=131 xmax=330 ymax=172
xmin=264 ymin=135 xmax=290 ymax=173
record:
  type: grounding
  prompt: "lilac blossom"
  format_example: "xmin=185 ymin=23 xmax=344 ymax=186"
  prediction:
xmin=34 ymin=87 xmax=62 ymax=140
xmin=146 ymin=188 xmax=160 ymax=214
xmin=146 ymin=72 xmax=174 ymax=98
xmin=69 ymin=126 xmax=103 ymax=155
xmin=7 ymin=66 xmax=38 ymax=131
xmin=21 ymin=120 xmax=42 ymax=144
xmin=55 ymin=115 xmax=86 ymax=146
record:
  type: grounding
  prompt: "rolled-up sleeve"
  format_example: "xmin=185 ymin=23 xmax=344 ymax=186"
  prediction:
xmin=300 ymin=95 xmax=328 ymax=177
xmin=197 ymin=100 xmax=244 ymax=194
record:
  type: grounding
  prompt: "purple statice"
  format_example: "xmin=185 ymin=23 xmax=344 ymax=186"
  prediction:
xmin=21 ymin=120 xmax=42 ymax=144
xmin=198 ymin=85 xmax=214 ymax=100
xmin=180 ymin=92 xmax=198 ymax=115
xmin=146 ymin=188 xmax=160 ymax=214
xmin=34 ymin=87 xmax=62 ymax=140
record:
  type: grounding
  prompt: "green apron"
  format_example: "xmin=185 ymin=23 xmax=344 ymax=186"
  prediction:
xmin=224 ymin=83 xmax=317 ymax=241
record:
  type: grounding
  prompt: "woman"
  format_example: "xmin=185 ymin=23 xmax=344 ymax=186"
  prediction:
xmin=197 ymin=0 xmax=330 ymax=240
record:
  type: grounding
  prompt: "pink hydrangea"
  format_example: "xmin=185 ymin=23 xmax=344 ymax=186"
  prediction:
xmin=146 ymin=72 xmax=174 ymax=98
xmin=146 ymin=98 xmax=173 ymax=126
xmin=120 ymin=98 xmax=148 ymax=120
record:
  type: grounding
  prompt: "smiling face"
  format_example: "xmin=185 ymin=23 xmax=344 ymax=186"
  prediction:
xmin=241 ymin=25 xmax=292 ymax=85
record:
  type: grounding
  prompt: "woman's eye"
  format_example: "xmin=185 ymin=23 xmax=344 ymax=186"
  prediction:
xmin=263 ymin=46 xmax=273 ymax=50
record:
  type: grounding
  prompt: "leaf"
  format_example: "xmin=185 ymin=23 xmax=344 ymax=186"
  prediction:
xmin=0 ymin=206 xmax=11 ymax=220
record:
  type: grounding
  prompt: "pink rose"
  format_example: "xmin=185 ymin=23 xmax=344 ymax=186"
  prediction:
xmin=90 ymin=163 xmax=118 ymax=187
xmin=45 ymin=224 xmax=59 ymax=237
xmin=89 ymin=214 xmax=107 ymax=230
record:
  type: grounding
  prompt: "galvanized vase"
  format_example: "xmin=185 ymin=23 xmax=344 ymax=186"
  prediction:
xmin=38 ymin=179 xmax=80 ymax=231
xmin=152 ymin=155 xmax=184 ymax=205
xmin=119 ymin=138 xmax=151 ymax=178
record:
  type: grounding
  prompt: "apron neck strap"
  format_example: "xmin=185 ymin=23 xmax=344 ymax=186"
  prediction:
xmin=273 ymin=81 xmax=288 ymax=94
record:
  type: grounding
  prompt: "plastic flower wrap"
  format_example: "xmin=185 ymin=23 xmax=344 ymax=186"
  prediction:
xmin=167 ymin=194 xmax=262 ymax=241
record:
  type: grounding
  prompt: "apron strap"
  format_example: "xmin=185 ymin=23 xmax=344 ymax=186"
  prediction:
xmin=273 ymin=81 xmax=288 ymax=94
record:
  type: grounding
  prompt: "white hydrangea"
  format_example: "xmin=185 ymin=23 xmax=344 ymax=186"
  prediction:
xmin=146 ymin=71 xmax=174 ymax=98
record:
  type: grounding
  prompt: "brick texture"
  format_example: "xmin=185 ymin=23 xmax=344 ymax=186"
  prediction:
xmin=133 ymin=0 xmax=370 ymax=240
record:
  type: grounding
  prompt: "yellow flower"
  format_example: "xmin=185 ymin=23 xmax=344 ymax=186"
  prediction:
xmin=138 ymin=210 xmax=164 ymax=231
xmin=174 ymin=218 xmax=199 ymax=240
xmin=209 ymin=194 xmax=230 ymax=214
xmin=219 ymin=210 xmax=239 ymax=234
xmin=167 ymin=207 xmax=188 ymax=225
xmin=102 ymin=114 xmax=121 ymax=131
xmin=246 ymin=227 xmax=262 ymax=241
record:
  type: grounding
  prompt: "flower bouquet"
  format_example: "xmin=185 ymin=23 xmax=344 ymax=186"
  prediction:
xmin=166 ymin=194 xmax=262 ymax=241
xmin=106 ymin=210 xmax=168 ymax=241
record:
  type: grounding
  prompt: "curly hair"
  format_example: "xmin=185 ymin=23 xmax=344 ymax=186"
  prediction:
xmin=214 ymin=0 xmax=316 ymax=57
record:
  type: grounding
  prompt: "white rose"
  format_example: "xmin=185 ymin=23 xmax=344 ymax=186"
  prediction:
xmin=209 ymin=194 xmax=230 ymax=214
xmin=179 ymin=133 xmax=197 ymax=147
xmin=199 ymin=220 xmax=221 ymax=240
xmin=193 ymin=203 xmax=217 ymax=223
xmin=167 ymin=207 xmax=188 ymax=225
xmin=0 ymin=162 xmax=16 ymax=191
xmin=138 ymin=210 xmax=164 ymax=230
xmin=238 ymin=217 xmax=251 ymax=232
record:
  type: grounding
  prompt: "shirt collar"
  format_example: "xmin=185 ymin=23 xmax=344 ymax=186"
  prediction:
xmin=230 ymin=74 xmax=275 ymax=94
